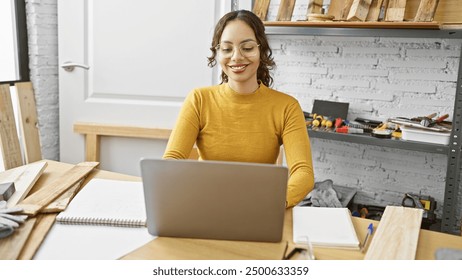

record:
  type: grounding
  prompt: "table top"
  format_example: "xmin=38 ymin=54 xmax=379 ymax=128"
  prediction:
xmin=15 ymin=160 xmax=462 ymax=260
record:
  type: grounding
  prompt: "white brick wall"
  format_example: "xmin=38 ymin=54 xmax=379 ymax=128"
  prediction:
xmin=26 ymin=0 xmax=59 ymax=161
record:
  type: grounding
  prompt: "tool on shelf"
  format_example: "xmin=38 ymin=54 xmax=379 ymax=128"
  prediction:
xmin=422 ymin=113 xmax=450 ymax=127
xmin=402 ymin=193 xmax=437 ymax=229
xmin=418 ymin=113 xmax=437 ymax=127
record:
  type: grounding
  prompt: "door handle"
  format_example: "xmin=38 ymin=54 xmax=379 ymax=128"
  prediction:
xmin=61 ymin=61 xmax=90 ymax=72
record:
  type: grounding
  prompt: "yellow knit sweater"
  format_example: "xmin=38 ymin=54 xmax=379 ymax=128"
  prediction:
xmin=163 ymin=83 xmax=314 ymax=207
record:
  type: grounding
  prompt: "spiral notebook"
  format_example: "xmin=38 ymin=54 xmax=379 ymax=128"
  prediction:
xmin=292 ymin=206 xmax=360 ymax=249
xmin=56 ymin=178 xmax=146 ymax=227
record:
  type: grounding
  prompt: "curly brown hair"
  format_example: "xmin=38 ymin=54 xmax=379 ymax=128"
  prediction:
xmin=207 ymin=10 xmax=275 ymax=87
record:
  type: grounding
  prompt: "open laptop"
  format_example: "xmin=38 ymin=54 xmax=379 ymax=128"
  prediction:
xmin=140 ymin=158 xmax=288 ymax=242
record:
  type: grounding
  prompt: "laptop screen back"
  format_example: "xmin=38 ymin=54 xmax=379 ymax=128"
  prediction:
xmin=140 ymin=158 xmax=288 ymax=242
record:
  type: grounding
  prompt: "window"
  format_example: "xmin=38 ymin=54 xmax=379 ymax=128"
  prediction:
xmin=0 ymin=0 xmax=29 ymax=83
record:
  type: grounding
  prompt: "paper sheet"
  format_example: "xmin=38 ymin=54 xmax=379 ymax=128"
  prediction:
xmin=34 ymin=224 xmax=156 ymax=260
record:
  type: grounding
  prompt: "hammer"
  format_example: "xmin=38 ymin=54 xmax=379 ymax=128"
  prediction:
xmin=421 ymin=113 xmax=449 ymax=127
xmin=419 ymin=113 xmax=437 ymax=127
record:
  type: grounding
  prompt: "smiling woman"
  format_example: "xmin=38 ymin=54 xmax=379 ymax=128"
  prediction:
xmin=0 ymin=0 xmax=29 ymax=83
xmin=163 ymin=10 xmax=315 ymax=208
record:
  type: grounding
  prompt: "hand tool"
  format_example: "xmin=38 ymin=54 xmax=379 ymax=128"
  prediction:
xmin=0 ymin=182 xmax=15 ymax=201
xmin=426 ymin=113 xmax=449 ymax=127
xmin=402 ymin=193 xmax=437 ymax=229
xmin=419 ymin=113 xmax=437 ymax=127
xmin=336 ymin=126 xmax=364 ymax=134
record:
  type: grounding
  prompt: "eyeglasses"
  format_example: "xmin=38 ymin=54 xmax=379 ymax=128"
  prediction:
xmin=215 ymin=41 xmax=260 ymax=59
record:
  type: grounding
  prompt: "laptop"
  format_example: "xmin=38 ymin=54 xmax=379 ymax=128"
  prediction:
xmin=140 ymin=158 xmax=288 ymax=242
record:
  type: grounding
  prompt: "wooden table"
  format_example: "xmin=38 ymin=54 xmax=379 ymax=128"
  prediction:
xmin=11 ymin=160 xmax=462 ymax=260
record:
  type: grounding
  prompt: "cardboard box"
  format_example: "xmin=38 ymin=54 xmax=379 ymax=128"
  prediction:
xmin=401 ymin=126 xmax=450 ymax=145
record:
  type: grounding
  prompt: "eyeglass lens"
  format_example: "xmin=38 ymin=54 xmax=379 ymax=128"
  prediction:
xmin=217 ymin=41 xmax=259 ymax=58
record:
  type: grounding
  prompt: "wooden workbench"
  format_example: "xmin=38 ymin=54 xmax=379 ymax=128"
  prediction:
xmin=7 ymin=160 xmax=462 ymax=260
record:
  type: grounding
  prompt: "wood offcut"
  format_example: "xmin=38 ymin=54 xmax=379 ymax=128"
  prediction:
xmin=276 ymin=0 xmax=296 ymax=21
xmin=414 ymin=0 xmax=440 ymax=22
xmin=0 ymin=84 xmax=23 ymax=170
xmin=16 ymin=162 xmax=100 ymax=215
xmin=366 ymin=0 xmax=385 ymax=21
xmin=15 ymin=82 xmax=42 ymax=164
xmin=252 ymin=0 xmax=271 ymax=21
xmin=364 ymin=206 xmax=423 ymax=259
xmin=348 ymin=0 xmax=373 ymax=21
xmin=2 ymin=161 xmax=48 ymax=208
xmin=385 ymin=0 xmax=407 ymax=21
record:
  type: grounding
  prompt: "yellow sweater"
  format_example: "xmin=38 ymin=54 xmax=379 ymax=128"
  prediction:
xmin=163 ymin=83 xmax=314 ymax=207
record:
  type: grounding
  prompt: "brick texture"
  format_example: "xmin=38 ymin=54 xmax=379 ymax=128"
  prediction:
xmin=26 ymin=0 xmax=59 ymax=160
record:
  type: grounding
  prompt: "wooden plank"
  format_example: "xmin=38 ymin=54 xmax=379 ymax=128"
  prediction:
xmin=307 ymin=0 xmax=324 ymax=14
xmin=74 ymin=122 xmax=171 ymax=139
xmin=365 ymin=206 xmax=423 ymax=260
xmin=347 ymin=0 xmax=373 ymax=21
xmin=41 ymin=180 xmax=84 ymax=213
xmin=0 ymin=84 xmax=23 ymax=170
xmin=405 ymin=0 xmax=461 ymax=23
xmin=1 ymin=161 xmax=48 ymax=208
xmin=0 ymin=217 xmax=37 ymax=259
xmin=18 ymin=214 xmax=57 ymax=259
xmin=16 ymin=162 xmax=100 ymax=215
xmin=85 ymin=133 xmax=100 ymax=161
xmin=366 ymin=0 xmax=385 ymax=21
xmin=385 ymin=0 xmax=407 ymax=21
xmin=15 ymin=82 xmax=42 ymax=164
xmin=414 ymin=0 xmax=440 ymax=21
xmin=252 ymin=0 xmax=270 ymax=21
xmin=340 ymin=0 xmax=356 ymax=20
xmin=327 ymin=0 xmax=346 ymax=20
xmin=276 ymin=0 xmax=296 ymax=21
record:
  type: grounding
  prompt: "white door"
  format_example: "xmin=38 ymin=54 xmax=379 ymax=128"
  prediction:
xmin=58 ymin=0 xmax=230 ymax=175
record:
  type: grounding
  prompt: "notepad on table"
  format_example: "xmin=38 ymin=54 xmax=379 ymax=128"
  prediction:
xmin=56 ymin=178 xmax=146 ymax=227
xmin=35 ymin=178 xmax=155 ymax=260
xmin=292 ymin=206 xmax=360 ymax=250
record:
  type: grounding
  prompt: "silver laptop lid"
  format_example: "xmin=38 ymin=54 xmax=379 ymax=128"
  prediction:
xmin=140 ymin=158 xmax=288 ymax=242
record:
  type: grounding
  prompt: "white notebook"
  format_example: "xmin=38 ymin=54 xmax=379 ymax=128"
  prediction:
xmin=56 ymin=178 xmax=146 ymax=227
xmin=292 ymin=206 xmax=360 ymax=249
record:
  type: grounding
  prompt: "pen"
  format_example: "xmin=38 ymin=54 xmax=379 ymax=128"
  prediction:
xmin=361 ymin=223 xmax=374 ymax=253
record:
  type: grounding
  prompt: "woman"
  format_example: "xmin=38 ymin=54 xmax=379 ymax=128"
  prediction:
xmin=163 ymin=10 xmax=314 ymax=207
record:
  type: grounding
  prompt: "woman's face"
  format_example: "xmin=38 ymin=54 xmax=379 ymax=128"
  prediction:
xmin=218 ymin=20 xmax=260 ymax=91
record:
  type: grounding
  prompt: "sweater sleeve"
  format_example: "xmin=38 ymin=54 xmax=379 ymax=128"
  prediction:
xmin=282 ymin=101 xmax=315 ymax=207
xmin=163 ymin=90 xmax=201 ymax=159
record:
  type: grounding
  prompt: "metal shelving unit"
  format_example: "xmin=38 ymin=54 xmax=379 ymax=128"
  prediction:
xmin=266 ymin=23 xmax=462 ymax=234
xmin=308 ymin=129 xmax=449 ymax=154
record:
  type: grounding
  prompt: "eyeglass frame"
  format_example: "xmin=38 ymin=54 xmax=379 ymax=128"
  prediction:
xmin=214 ymin=40 xmax=261 ymax=59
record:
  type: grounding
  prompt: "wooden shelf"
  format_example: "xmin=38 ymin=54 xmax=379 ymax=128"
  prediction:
xmin=264 ymin=21 xmax=443 ymax=29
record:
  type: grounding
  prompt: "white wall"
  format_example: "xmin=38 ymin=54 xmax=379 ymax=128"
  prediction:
xmin=27 ymin=1 xmax=461 ymax=224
